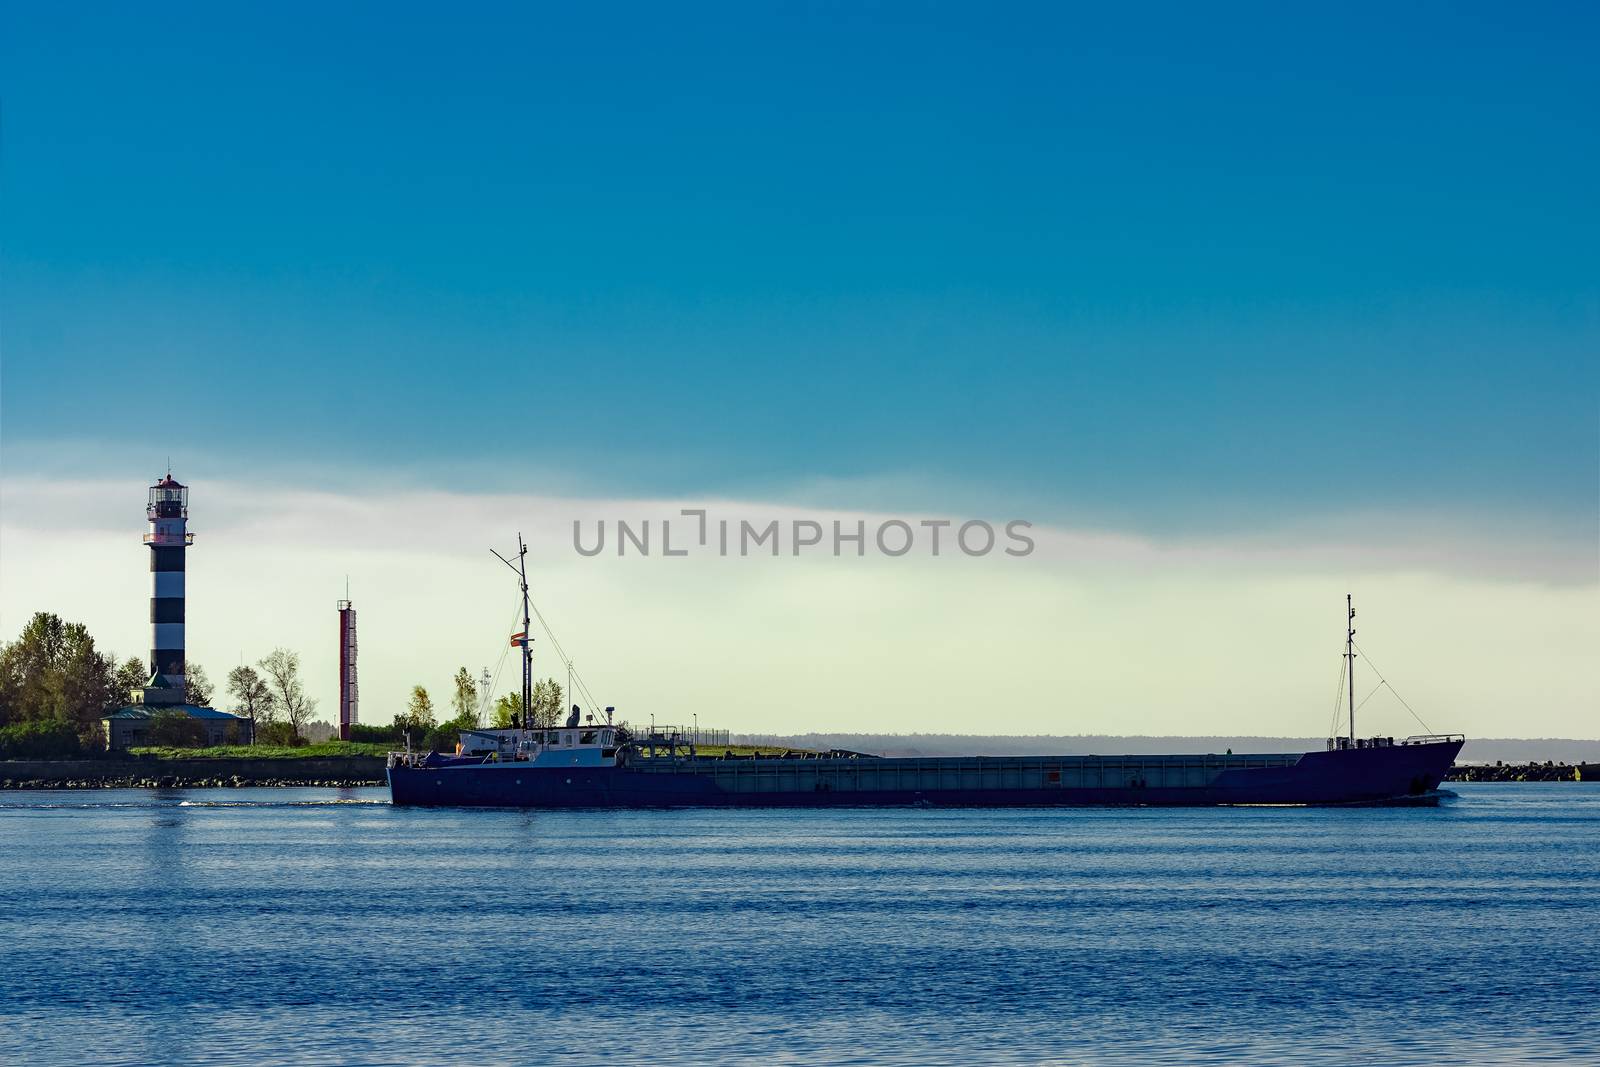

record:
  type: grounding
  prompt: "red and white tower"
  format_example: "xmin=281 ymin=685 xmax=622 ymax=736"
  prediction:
xmin=337 ymin=598 xmax=358 ymax=740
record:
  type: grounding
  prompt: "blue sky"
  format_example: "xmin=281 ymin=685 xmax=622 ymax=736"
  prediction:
xmin=3 ymin=1 xmax=1596 ymax=534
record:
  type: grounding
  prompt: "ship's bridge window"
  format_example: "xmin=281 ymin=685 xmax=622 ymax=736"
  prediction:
xmin=580 ymin=731 xmax=597 ymax=745
xmin=543 ymin=732 xmax=558 ymax=746
xmin=564 ymin=732 xmax=576 ymax=747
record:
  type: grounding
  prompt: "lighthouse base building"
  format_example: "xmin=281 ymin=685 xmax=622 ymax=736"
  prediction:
xmin=103 ymin=705 xmax=252 ymax=750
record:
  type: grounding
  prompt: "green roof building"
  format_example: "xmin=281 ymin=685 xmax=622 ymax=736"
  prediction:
xmin=102 ymin=704 xmax=252 ymax=750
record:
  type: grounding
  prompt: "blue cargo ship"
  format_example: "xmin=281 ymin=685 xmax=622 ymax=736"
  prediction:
xmin=387 ymin=731 xmax=1463 ymax=807
xmin=387 ymin=538 xmax=1463 ymax=808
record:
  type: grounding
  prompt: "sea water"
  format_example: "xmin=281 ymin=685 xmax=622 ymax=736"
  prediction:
xmin=0 ymin=783 xmax=1595 ymax=1066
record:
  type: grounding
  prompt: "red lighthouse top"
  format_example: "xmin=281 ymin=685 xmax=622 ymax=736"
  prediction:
xmin=149 ymin=473 xmax=189 ymax=520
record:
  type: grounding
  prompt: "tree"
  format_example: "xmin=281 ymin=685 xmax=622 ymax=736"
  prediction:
xmin=259 ymin=648 xmax=317 ymax=742
xmin=114 ymin=657 xmax=147 ymax=699
xmin=256 ymin=721 xmax=300 ymax=746
xmin=0 ymin=612 xmax=121 ymax=743
xmin=450 ymin=668 xmax=479 ymax=728
xmin=489 ymin=680 xmax=563 ymax=728
xmin=0 ymin=720 xmax=83 ymax=759
xmin=57 ymin=626 xmax=120 ymax=739
xmin=226 ymin=665 xmax=275 ymax=744
xmin=490 ymin=692 xmax=523 ymax=728
xmin=185 ymin=663 xmax=214 ymax=706
xmin=530 ymin=678 xmax=564 ymax=728
xmin=404 ymin=685 xmax=436 ymax=730
xmin=302 ymin=720 xmax=337 ymax=743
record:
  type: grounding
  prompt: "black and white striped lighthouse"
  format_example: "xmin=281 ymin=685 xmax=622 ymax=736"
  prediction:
xmin=145 ymin=473 xmax=193 ymax=704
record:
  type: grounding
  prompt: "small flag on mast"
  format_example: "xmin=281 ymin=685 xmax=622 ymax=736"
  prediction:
xmin=510 ymin=632 xmax=528 ymax=647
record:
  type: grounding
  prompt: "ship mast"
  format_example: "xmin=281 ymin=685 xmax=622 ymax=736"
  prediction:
xmin=492 ymin=534 xmax=534 ymax=730
xmin=1346 ymin=593 xmax=1357 ymax=746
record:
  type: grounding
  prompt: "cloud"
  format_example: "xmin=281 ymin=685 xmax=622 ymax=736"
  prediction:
xmin=1 ymin=474 xmax=1595 ymax=740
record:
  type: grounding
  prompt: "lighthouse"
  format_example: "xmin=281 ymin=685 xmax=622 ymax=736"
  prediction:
xmin=102 ymin=472 xmax=251 ymax=748
xmin=144 ymin=472 xmax=193 ymax=704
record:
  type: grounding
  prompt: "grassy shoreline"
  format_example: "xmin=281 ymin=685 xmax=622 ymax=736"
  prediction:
xmin=129 ymin=741 xmax=393 ymax=760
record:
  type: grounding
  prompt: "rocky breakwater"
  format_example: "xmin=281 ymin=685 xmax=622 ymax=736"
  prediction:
xmin=1447 ymin=761 xmax=1593 ymax=783
xmin=1 ymin=756 xmax=387 ymax=789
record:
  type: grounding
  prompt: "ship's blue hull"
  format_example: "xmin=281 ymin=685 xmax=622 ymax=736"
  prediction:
xmin=388 ymin=740 xmax=1462 ymax=808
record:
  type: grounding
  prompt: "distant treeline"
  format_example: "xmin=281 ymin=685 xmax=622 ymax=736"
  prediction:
xmin=0 ymin=611 xmax=327 ymax=757
xmin=734 ymin=733 xmax=1600 ymax=765
xmin=0 ymin=611 xmax=580 ymax=760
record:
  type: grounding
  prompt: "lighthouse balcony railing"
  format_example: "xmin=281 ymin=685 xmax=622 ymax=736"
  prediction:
xmin=143 ymin=532 xmax=195 ymax=545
